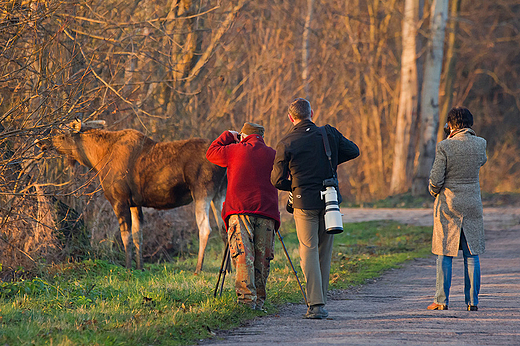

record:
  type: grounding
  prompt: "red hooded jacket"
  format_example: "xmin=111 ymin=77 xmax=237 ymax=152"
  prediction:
xmin=206 ymin=131 xmax=280 ymax=230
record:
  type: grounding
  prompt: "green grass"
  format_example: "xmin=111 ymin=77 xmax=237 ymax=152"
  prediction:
xmin=481 ymin=191 xmax=520 ymax=207
xmin=343 ymin=192 xmax=520 ymax=209
xmin=0 ymin=220 xmax=432 ymax=346
xmin=343 ymin=193 xmax=434 ymax=208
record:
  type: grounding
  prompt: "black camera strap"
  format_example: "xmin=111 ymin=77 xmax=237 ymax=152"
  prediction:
xmin=319 ymin=126 xmax=336 ymax=179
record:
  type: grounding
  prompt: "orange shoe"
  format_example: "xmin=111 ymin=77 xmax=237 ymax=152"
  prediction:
xmin=427 ymin=302 xmax=448 ymax=310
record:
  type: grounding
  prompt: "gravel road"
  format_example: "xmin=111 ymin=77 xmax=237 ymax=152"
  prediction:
xmin=200 ymin=207 xmax=520 ymax=346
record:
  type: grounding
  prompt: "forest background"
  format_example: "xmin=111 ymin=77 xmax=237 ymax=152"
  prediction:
xmin=1 ymin=0 xmax=519 ymax=271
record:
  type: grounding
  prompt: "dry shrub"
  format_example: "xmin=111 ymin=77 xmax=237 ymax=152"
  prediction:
xmin=0 ymin=186 xmax=88 ymax=275
xmin=141 ymin=206 xmax=198 ymax=262
xmin=0 ymin=193 xmax=56 ymax=272
xmin=1 ymin=189 xmax=210 ymax=273
xmin=29 ymin=162 xmax=218 ymax=269
xmin=480 ymin=136 xmax=520 ymax=193
xmin=85 ymin=196 xmax=210 ymax=266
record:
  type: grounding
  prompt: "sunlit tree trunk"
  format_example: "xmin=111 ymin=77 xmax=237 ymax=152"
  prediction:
xmin=302 ymin=0 xmax=313 ymax=98
xmin=438 ymin=0 xmax=460 ymax=142
xmin=412 ymin=0 xmax=449 ymax=196
xmin=169 ymin=0 xmax=196 ymax=82
xmin=390 ymin=0 xmax=419 ymax=195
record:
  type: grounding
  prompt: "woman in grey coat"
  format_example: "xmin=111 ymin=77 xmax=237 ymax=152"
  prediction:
xmin=427 ymin=107 xmax=487 ymax=312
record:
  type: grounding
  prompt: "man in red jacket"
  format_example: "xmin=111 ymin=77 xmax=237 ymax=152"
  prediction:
xmin=206 ymin=122 xmax=280 ymax=310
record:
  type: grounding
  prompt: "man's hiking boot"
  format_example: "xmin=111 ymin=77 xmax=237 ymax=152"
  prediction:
xmin=303 ymin=305 xmax=329 ymax=319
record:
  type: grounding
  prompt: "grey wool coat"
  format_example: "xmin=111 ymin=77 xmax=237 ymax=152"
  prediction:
xmin=429 ymin=128 xmax=487 ymax=256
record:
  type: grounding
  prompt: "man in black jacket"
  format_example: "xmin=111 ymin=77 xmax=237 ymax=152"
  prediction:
xmin=271 ymin=98 xmax=359 ymax=319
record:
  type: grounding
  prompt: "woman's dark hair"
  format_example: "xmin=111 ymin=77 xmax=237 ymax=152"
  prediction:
xmin=447 ymin=107 xmax=473 ymax=130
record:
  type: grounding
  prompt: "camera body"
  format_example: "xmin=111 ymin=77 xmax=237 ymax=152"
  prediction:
xmin=321 ymin=178 xmax=343 ymax=234
xmin=443 ymin=123 xmax=450 ymax=138
xmin=286 ymin=192 xmax=294 ymax=214
xmin=322 ymin=177 xmax=338 ymax=188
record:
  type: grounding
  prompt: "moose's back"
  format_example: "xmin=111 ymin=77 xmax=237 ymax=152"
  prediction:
xmin=135 ymin=138 xmax=223 ymax=209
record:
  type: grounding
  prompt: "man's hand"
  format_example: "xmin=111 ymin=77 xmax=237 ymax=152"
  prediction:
xmin=228 ymin=130 xmax=240 ymax=142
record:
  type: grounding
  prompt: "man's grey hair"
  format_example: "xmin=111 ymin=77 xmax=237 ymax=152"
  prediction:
xmin=288 ymin=98 xmax=311 ymax=120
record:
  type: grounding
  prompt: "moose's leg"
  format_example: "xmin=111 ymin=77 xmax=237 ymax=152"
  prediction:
xmin=114 ymin=203 xmax=133 ymax=269
xmin=131 ymin=207 xmax=144 ymax=270
xmin=211 ymin=194 xmax=227 ymax=245
xmin=194 ymin=197 xmax=212 ymax=274
xmin=211 ymin=194 xmax=231 ymax=273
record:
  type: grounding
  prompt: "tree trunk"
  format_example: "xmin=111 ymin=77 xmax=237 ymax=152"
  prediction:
xmin=438 ymin=0 xmax=460 ymax=142
xmin=390 ymin=0 xmax=419 ymax=195
xmin=412 ymin=0 xmax=449 ymax=196
xmin=302 ymin=0 xmax=313 ymax=98
xmin=35 ymin=185 xmax=57 ymax=237
xmin=169 ymin=0 xmax=195 ymax=83
xmin=186 ymin=0 xmax=247 ymax=81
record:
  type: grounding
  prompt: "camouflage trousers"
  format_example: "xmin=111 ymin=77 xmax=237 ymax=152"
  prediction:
xmin=227 ymin=214 xmax=275 ymax=309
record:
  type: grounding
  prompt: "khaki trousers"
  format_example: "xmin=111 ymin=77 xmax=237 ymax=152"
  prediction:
xmin=293 ymin=208 xmax=334 ymax=306
xmin=227 ymin=214 xmax=275 ymax=308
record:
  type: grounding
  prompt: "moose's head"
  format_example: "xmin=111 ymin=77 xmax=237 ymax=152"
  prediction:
xmin=37 ymin=119 xmax=106 ymax=167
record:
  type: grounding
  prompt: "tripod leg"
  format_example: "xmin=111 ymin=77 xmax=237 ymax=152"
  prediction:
xmin=218 ymin=246 xmax=230 ymax=297
xmin=214 ymin=245 xmax=229 ymax=298
xmin=276 ymin=229 xmax=308 ymax=306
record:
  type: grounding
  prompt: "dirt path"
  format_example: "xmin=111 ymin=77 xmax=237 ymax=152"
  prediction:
xmin=200 ymin=207 xmax=520 ymax=346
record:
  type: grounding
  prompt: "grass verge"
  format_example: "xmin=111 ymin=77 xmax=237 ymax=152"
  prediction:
xmin=0 ymin=220 xmax=432 ymax=346
xmin=343 ymin=192 xmax=520 ymax=209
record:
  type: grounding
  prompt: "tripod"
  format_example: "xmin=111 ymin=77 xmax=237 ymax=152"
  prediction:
xmin=213 ymin=229 xmax=308 ymax=307
xmin=213 ymin=245 xmax=230 ymax=298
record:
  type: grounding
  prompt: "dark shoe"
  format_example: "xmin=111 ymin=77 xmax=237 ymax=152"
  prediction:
xmin=468 ymin=305 xmax=478 ymax=311
xmin=303 ymin=305 xmax=329 ymax=319
xmin=427 ymin=302 xmax=448 ymax=310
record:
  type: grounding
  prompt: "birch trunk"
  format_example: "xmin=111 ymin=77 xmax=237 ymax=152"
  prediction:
xmin=412 ymin=0 xmax=449 ymax=195
xmin=302 ymin=0 xmax=313 ymax=98
xmin=390 ymin=0 xmax=419 ymax=195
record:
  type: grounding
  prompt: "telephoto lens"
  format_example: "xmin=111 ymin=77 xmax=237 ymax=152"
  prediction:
xmin=321 ymin=185 xmax=343 ymax=234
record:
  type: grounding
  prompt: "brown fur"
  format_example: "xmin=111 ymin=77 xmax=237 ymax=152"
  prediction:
xmin=42 ymin=123 xmax=226 ymax=272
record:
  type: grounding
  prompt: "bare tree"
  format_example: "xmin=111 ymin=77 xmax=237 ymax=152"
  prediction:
xmin=390 ymin=0 xmax=419 ymax=195
xmin=412 ymin=0 xmax=449 ymax=195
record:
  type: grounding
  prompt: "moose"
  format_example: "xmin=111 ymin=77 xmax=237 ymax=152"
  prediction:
xmin=38 ymin=120 xmax=227 ymax=273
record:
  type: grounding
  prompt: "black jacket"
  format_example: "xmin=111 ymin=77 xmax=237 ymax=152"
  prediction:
xmin=271 ymin=120 xmax=360 ymax=209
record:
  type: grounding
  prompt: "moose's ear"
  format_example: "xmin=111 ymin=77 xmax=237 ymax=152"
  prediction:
xmin=83 ymin=120 xmax=106 ymax=130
